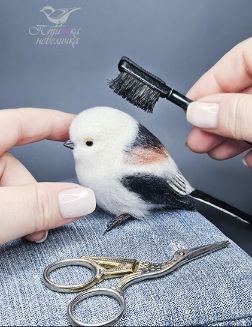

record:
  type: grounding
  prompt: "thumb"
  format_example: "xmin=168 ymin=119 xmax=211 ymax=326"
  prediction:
xmin=0 ymin=182 xmax=96 ymax=245
xmin=186 ymin=93 xmax=252 ymax=142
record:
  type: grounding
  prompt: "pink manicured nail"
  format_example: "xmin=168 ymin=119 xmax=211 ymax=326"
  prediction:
xmin=187 ymin=102 xmax=219 ymax=129
xmin=58 ymin=187 xmax=96 ymax=219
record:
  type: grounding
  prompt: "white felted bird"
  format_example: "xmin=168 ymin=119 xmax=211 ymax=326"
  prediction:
xmin=64 ymin=106 xmax=252 ymax=231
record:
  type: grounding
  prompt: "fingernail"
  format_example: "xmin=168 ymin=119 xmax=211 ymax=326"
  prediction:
xmin=187 ymin=102 xmax=219 ymax=129
xmin=35 ymin=230 xmax=48 ymax=243
xmin=58 ymin=187 xmax=96 ymax=219
xmin=242 ymin=157 xmax=248 ymax=167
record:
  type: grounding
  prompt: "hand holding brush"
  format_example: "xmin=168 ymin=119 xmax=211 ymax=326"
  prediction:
xmin=108 ymin=38 xmax=252 ymax=164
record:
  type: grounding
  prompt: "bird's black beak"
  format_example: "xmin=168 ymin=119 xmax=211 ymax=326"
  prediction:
xmin=64 ymin=140 xmax=75 ymax=150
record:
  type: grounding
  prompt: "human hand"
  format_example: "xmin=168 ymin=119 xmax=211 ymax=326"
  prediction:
xmin=0 ymin=108 xmax=96 ymax=245
xmin=186 ymin=38 xmax=252 ymax=167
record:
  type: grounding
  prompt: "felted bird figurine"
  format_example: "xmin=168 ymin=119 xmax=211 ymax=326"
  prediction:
xmin=64 ymin=106 xmax=252 ymax=232
xmin=40 ymin=6 xmax=81 ymax=26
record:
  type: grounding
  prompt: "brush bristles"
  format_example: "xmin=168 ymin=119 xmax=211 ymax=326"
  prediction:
xmin=108 ymin=72 xmax=160 ymax=113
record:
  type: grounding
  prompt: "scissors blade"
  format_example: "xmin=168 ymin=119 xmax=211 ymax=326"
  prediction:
xmin=125 ymin=240 xmax=230 ymax=284
xmin=176 ymin=240 xmax=230 ymax=262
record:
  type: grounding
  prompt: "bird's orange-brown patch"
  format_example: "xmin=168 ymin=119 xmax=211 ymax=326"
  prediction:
xmin=125 ymin=146 xmax=169 ymax=165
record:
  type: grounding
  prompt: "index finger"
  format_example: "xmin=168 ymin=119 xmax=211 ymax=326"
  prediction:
xmin=187 ymin=38 xmax=252 ymax=100
xmin=0 ymin=108 xmax=75 ymax=155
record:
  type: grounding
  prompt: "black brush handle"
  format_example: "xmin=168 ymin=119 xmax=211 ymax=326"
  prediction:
xmin=167 ymin=90 xmax=192 ymax=110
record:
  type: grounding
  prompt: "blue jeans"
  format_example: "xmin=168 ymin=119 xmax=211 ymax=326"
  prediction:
xmin=0 ymin=183 xmax=251 ymax=326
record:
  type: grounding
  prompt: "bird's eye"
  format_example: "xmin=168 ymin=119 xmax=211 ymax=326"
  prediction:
xmin=84 ymin=138 xmax=93 ymax=147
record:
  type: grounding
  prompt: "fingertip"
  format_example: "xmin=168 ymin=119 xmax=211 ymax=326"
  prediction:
xmin=25 ymin=230 xmax=48 ymax=243
xmin=34 ymin=230 xmax=49 ymax=243
xmin=187 ymin=102 xmax=219 ymax=129
xmin=0 ymin=182 xmax=96 ymax=245
xmin=242 ymin=150 xmax=252 ymax=168
xmin=186 ymin=127 xmax=225 ymax=153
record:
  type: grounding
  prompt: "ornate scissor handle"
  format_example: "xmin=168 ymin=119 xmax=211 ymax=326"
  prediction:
xmin=68 ymin=287 xmax=125 ymax=327
xmin=43 ymin=258 xmax=103 ymax=293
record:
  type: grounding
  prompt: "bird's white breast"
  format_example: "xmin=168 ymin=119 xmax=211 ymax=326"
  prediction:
xmin=75 ymin=152 xmax=151 ymax=217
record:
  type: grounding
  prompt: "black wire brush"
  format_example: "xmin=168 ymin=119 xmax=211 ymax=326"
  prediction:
xmin=108 ymin=56 xmax=192 ymax=113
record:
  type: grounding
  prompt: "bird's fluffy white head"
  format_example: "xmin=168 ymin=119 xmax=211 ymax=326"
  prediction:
xmin=70 ymin=106 xmax=138 ymax=166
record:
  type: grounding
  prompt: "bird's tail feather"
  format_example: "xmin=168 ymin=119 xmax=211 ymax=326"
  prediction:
xmin=189 ymin=189 xmax=252 ymax=225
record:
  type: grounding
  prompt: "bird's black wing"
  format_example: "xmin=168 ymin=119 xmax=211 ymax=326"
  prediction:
xmin=121 ymin=173 xmax=195 ymax=210
xmin=131 ymin=123 xmax=164 ymax=149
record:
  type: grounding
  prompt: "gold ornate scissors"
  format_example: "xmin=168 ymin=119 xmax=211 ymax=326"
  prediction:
xmin=43 ymin=240 xmax=229 ymax=326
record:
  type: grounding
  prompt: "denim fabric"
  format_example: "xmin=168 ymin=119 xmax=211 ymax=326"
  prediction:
xmin=0 ymin=183 xmax=251 ymax=326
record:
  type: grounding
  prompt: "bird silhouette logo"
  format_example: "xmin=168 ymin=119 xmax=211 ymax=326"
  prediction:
xmin=40 ymin=6 xmax=81 ymax=26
